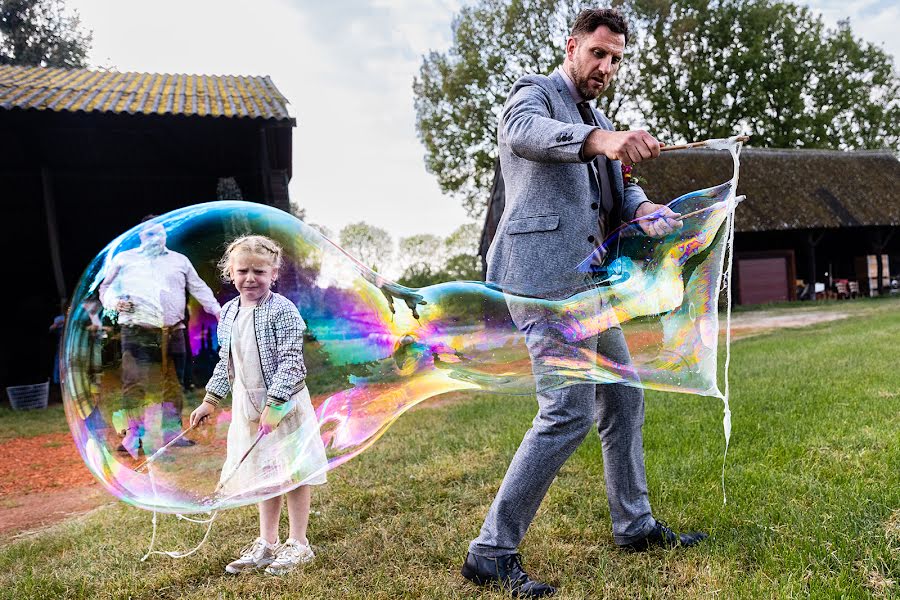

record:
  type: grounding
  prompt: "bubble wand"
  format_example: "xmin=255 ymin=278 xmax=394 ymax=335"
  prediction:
xmin=134 ymin=424 xmax=199 ymax=472
xmin=659 ymin=135 xmax=750 ymax=152
xmin=214 ymin=430 xmax=265 ymax=495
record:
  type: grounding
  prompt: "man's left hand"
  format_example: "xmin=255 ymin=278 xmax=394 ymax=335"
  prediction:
xmin=634 ymin=202 xmax=683 ymax=238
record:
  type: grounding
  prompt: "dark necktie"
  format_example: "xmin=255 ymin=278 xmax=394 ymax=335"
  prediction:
xmin=576 ymin=101 xmax=595 ymax=127
xmin=576 ymin=101 xmax=614 ymax=216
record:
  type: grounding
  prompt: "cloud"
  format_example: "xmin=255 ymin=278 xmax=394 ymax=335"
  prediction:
xmin=804 ymin=0 xmax=900 ymax=59
xmin=283 ymin=0 xmax=472 ymax=241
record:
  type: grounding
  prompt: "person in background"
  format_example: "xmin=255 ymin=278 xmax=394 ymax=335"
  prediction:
xmin=100 ymin=216 xmax=221 ymax=456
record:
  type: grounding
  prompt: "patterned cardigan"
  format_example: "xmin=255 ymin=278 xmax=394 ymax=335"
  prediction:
xmin=203 ymin=292 xmax=307 ymax=408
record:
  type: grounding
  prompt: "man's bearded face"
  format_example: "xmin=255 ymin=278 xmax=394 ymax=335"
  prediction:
xmin=139 ymin=223 xmax=167 ymax=255
xmin=568 ymin=25 xmax=625 ymax=100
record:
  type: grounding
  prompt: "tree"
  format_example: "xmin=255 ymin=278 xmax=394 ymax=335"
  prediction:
xmin=414 ymin=0 xmax=607 ymax=220
xmin=288 ymin=201 xmax=307 ymax=222
xmin=443 ymin=223 xmax=482 ymax=281
xmin=414 ymin=0 xmax=900 ymax=217
xmin=393 ymin=226 xmax=485 ymax=287
xmin=307 ymin=223 xmax=334 ymax=240
xmin=632 ymin=0 xmax=900 ymax=149
xmin=338 ymin=222 xmax=394 ymax=273
xmin=396 ymin=234 xmax=445 ymax=285
xmin=0 ymin=0 xmax=91 ymax=68
xmin=444 ymin=222 xmax=481 ymax=258
xmin=443 ymin=253 xmax=482 ymax=281
xmin=396 ymin=264 xmax=443 ymax=288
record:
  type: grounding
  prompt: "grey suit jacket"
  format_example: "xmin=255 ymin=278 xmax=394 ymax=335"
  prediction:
xmin=486 ymin=70 xmax=649 ymax=299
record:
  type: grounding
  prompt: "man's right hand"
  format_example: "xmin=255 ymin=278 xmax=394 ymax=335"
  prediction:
xmin=586 ymin=129 xmax=660 ymax=165
xmin=116 ymin=299 xmax=135 ymax=313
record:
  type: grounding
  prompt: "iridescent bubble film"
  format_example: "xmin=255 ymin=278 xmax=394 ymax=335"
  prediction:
xmin=62 ymin=141 xmax=742 ymax=514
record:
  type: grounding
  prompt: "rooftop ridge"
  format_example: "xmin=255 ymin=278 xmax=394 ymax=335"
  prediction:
xmin=0 ymin=64 xmax=292 ymax=121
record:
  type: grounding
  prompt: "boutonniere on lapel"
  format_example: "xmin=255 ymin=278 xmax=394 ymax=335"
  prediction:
xmin=621 ymin=164 xmax=644 ymax=186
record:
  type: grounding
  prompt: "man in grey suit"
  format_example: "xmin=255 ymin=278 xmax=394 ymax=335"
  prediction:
xmin=461 ymin=9 xmax=706 ymax=597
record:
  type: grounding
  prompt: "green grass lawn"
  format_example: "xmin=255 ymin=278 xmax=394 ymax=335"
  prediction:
xmin=2 ymin=299 xmax=899 ymax=599
xmin=0 ymin=403 xmax=70 ymax=442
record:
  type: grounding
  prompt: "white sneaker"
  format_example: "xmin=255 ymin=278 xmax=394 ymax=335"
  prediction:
xmin=265 ymin=538 xmax=315 ymax=575
xmin=225 ymin=537 xmax=278 ymax=574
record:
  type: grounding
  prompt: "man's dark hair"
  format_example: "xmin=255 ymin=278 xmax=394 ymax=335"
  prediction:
xmin=571 ymin=8 xmax=629 ymax=45
xmin=140 ymin=214 xmax=158 ymax=223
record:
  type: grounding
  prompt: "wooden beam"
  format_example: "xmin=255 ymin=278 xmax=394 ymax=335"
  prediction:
xmin=258 ymin=126 xmax=272 ymax=204
xmin=805 ymin=231 xmax=825 ymax=301
xmin=41 ymin=167 xmax=67 ymax=304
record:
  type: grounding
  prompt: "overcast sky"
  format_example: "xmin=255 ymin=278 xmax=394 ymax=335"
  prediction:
xmin=69 ymin=0 xmax=898 ymax=243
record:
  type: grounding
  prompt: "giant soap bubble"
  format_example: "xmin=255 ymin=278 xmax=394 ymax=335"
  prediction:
xmin=62 ymin=141 xmax=742 ymax=514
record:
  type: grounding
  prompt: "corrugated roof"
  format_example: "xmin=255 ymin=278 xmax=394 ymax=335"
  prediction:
xmin=0 ymin=64 xmax=293 ymax=121
xmin=634 ymin=147 xmax=900 ymax=232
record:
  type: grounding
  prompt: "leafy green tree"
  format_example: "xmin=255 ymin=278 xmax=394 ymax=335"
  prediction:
xmin=395 ymin=226 xmax=484 ymax=287
xmin=288 ymin=201 xmax=307 ymax=222
xmin=0 ymin=0 xmax=91 ymax=67
xmin=414 ymin=0 xmax=899 ymax=218
xmin=633 ymin=0 xmax=900 ymax=149
xmin=443 ymin=223 xmax=482 ymax=281
xmin=397 ymin=234 xmax=445 ymax=285
xmin=444 ymin=223 xmax=481 ymax=258
xmin=396 ymin=264 xmax=444 ymax=288
xmin=307 ymin=223 xmax=334 ymax=240
xmin=338 ymin=222 xmax=394 ymax=273
xmin=443 ymin=253 xmax=482 ymax=281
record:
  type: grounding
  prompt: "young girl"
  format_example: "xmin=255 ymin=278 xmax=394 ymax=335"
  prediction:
xmin=190 ymin=235 xmax=327 ymax=576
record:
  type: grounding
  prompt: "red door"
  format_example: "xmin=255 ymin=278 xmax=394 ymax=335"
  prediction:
xmin=737 ymin=257 xmax=791 ymax=305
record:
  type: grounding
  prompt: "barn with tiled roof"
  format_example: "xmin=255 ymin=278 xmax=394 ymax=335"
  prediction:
xmin=0 ymin=64 xmax=296 ymax=391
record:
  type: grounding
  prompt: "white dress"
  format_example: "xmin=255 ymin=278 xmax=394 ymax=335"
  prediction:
xmin=219 ymin=305 xmax=327 ymax=499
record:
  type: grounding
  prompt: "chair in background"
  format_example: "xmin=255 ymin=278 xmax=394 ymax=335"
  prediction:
xmin=835 ymin=280 xmax=849 ymax=299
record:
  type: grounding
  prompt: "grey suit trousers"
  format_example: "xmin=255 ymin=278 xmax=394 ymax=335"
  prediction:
xmin=469 ymin=297 xmax=655 ymax=556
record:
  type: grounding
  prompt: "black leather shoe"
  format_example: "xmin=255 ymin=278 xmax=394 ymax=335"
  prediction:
xmin=117 ymin=437 xmax=143 ymax=455
xmin=461 ymin=552 xmax=556 ymax=597
xmin=620 ymin=520 xmax=707 ymax=551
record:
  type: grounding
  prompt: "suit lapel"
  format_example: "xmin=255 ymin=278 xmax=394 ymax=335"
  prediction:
xmin=549 ymin=70 xmax=603 ymax=198
xmin=549 ymin=70 xmax=584 ymax=129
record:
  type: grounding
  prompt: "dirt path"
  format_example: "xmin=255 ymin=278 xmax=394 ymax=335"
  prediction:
xmin=729 ymin=308 xmax=850 ymax=340
xmin=0 ymin=484 xmax=111 ymax=541
xmin=0 ymin=432 xmax=114 ymax=542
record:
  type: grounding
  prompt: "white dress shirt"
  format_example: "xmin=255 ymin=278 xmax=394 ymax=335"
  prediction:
xmin=99 ymin=247 xmax=221 ymax=328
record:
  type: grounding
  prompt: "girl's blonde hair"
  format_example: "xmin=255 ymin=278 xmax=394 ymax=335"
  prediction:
xmin=218 ymin=235 xmax=283 ymax=282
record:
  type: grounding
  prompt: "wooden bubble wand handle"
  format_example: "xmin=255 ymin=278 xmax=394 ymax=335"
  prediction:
xmin=134 ymin=423 xmax=199 ymax=472
xmin=214 ymin=430 xmax=265 ymax=495
xmin=659 ymin=135 xmax=750 ymax=152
